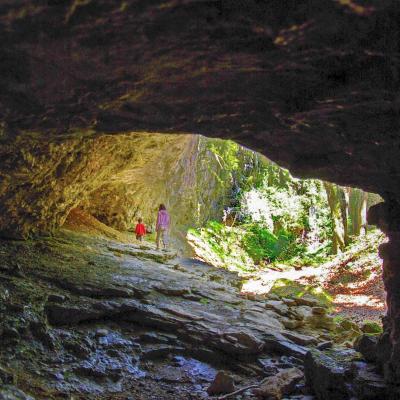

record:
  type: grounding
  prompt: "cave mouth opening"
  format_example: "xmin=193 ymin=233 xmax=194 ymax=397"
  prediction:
xmin=49 ymin=132 xmax=385 ymax=330
xmin=0 ymin=131 xmax=389 ymax=399
xmin=0 ymin=128 xmax=385 ymax=330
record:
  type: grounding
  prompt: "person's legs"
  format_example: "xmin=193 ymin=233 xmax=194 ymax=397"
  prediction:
xmin=162 ymin=228 xmax=168 ymax=250
xmin=156 ymin=229 xmax=161 ymax=250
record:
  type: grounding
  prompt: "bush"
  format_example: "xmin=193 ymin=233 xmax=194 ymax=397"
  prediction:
xmin=242 ymin=224 xmax=278 ymax=263
xmin=242 ymin=224 xmax=305 ymax=264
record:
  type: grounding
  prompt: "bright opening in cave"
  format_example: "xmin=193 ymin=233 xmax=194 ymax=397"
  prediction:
xmin=1 ymin=128 xmax=389 ymax=399
xmin=0 ymin=131 xmax=387 ymax=399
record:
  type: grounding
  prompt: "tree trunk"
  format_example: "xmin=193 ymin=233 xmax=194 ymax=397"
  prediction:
xmin=324 ymin=182 xmax=346 ymax=254
xmin=360 ymin=191 xmax=368 ymax=235
xmin=349 ymin=188 xmax=368 ymax=236
xmin=340 ymin=187 xmax=350 ymax=246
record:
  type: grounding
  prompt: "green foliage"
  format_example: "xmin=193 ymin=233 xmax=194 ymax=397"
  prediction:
xmin=242 ymin=224 xmax=278 ymax=263
xmin=188 ymin=137 xmax=376 ymax=273
xmin=188 ymin=220 xmax=315 ymax=272
xmin=241 ymin=224 xmax=305 ymax=264
xmin=361 ymin=320 xmax=383 ymax=335
xmin=187 ymin=221 xmax=256 ymax=272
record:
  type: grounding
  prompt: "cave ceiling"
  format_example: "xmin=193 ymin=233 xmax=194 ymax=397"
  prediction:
xmin=1 ymin=0 xmax=399 ymax=199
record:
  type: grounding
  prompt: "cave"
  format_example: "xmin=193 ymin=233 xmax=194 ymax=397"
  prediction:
xmin=1 ymin=1 xmax=400 ymax=399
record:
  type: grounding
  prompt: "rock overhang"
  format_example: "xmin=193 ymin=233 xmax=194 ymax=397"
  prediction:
xmin=0 ymin=0 xmax=399 ymax=201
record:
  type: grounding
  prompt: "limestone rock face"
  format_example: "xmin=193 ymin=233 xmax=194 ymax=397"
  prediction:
xmin=0 ymin=133 xmax=229 ymax=246
xmin=0 ymin=229 xmax=308 ymax=399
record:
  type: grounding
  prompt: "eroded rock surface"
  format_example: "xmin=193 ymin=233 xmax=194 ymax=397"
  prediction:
xmin=0 ymin=133 xmax=232 ymax=248
xmin=305 ymin=348 xmax=387 ymax=400
xmin=0 ymin=229 xmax=278 ymax=398
xmin=0 ymin=228 xmax=389 ymax=399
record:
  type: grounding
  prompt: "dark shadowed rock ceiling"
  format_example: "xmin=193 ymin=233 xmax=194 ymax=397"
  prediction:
xmin=0 ymin=0 xmax=399 ymax=199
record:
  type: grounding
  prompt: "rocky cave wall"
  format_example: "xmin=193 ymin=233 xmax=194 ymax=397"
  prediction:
xmin=1 ymin=0 xmax=400 ymax=392
xmin=0 ymin=132 xmax=232 ymax=248
xmin=81 ymin=134 xmax=234 ymax=248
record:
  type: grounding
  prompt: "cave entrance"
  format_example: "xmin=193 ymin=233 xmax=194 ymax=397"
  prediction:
xmin=0 ymin=132 xmax=389 ymax=399
xmin=57 ymin=133 xmax=385 ymax=332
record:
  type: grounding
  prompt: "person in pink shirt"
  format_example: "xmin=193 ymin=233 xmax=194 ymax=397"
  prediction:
xmin=156 ymin=204 xmax=170 ymax=250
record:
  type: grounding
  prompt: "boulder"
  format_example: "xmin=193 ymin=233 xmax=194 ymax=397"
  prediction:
xmin=316 ymin=341 xmax=333 ymax=351
xmin=311 ymin=307 xmax=327 ymax=316
xmin=0 ymin=386 xmax=35 ymax=400
xmin=354 ymin=334 xmax=378 ymax=363
xmin=280 ymin=318 xmax=304 ymax=330
xmin=292 ymin=306 xmax=313 ymax=321
xmin=361 ymin=322 xmax=382 ymax=335
xmin=282 ymin=332 xmax=318 ymax=347
xmin=265 ymin=300 xmax=290 ymax=316
xmin=304 ymin=349 xmax=354 ymax=400
xmin=295 ymin=295 xmax=321 ymax=307
xmin=282 ymin=298 xmax=297 ymax=306
xmin=264 ymin=333 xmax=308 ymax=360
xmin=306 ymin=314 xmax=336 ymax=331
xmin=339 ymin=319 xmax=359 ymax=332
xmin=254 ymin=367 xmax=304 ymax=399
xmin=352 ymin=361 xmax=387 ymax=400
xmin=222 ymin=331 xmax=265 ymax=355
xmin=207 ymin=371 xmax=235 ymax=395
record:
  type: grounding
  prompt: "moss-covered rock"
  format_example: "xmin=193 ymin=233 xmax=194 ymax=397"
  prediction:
xmin=361 ymin=321 xmax=383 ymax=335
xmin=269 ymin=279 xmax=333 ymax=309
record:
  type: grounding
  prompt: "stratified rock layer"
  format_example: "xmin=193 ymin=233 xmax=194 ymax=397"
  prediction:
xmin=0 ymin=227 xmax=312 ymax=399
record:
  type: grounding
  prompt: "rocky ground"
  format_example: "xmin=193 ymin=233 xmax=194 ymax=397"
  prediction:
xmin=0 ymin=227 xmax=388 ymax=399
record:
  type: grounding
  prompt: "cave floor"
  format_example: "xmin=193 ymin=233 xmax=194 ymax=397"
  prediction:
xmin=0 ymin=229 xmax=381 ymax=399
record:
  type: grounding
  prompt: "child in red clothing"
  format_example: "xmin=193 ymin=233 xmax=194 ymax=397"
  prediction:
xmin=135 ymin=218 xmax=146 ymax=241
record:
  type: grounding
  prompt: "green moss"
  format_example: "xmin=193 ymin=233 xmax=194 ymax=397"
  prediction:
xmin=361 ymin=320 xmax=383 ymax=335
xmin=269 ymin=278 xmax=333 ymax=308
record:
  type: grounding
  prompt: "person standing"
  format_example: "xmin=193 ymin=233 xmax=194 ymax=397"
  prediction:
xmin=135 ymin=218 xmax=146 ymax=241
xmin=156 ymin=204 xmax=170 ymax=250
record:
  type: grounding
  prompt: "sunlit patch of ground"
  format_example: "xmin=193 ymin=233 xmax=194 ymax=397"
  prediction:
xmin=333 ymin=294 xmax=385 ymax=324
xmin=241 ymin=230 xmax=386 ymax=323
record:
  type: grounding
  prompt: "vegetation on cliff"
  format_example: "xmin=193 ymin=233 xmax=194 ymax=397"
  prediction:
xmin=187 ymin=140 xmax=382 ymax=273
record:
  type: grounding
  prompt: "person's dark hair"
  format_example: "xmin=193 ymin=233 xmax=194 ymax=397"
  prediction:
xmin=159 ymin=204 xmax=166 ymax=211
xmin=138 ymin=217 xmax=142 ymax=223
